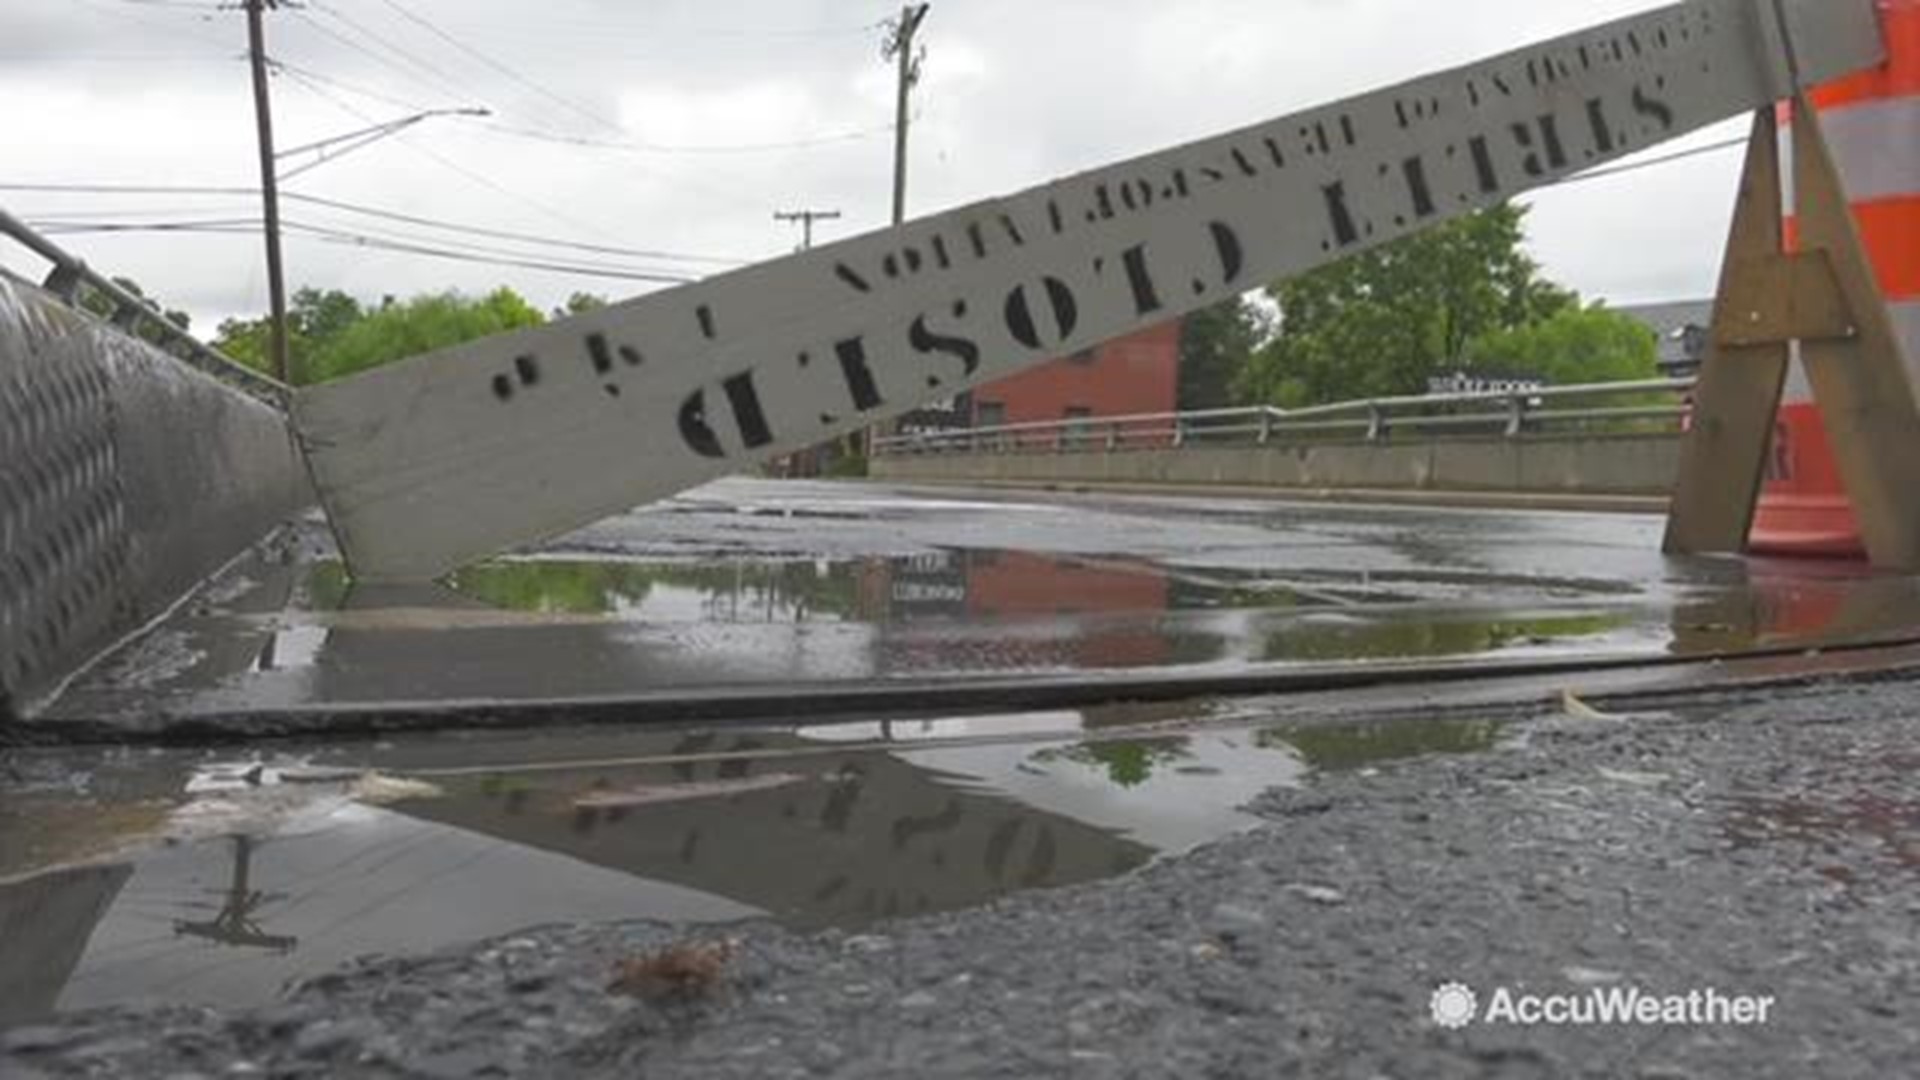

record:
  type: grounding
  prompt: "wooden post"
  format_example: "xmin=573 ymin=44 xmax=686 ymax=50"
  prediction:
xmin=1662 ymin=110 xmax=1793 ymax=556
xmin=1787 ymin=91 xmax=1920 ymax=568
xmin=1665 ymin=99 xmax=1920 ymax=570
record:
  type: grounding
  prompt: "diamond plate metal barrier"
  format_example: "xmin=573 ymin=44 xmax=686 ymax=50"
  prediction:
xmin=0 ymin=269 xmax=308 ymax=720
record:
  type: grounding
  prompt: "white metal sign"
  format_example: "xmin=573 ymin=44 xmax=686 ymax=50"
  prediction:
xmin=293 ymin=0 xmax=1884 ymax=580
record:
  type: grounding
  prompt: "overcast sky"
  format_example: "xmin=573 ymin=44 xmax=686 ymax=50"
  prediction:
xmin=2 ymin=0 xmax=1741 ymax=334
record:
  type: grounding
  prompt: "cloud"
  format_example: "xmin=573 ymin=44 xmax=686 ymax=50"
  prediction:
xmin=2 ymin=0 xmax=1744 ymax=331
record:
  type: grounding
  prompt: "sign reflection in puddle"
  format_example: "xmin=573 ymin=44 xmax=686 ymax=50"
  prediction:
xmin=1 ymin=710 xmax=1506 ymax=1021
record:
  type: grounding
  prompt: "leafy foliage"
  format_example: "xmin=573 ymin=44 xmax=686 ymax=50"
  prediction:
xmin=306 ymin=287 xmax=545 ymax=384
xmin=553 ymin=292 xmax=609 ymax=319
xmin=81 ymin=276 xmax=191 ymax=347
xmin=215 ymin=286 xmax=544 ymax=385
xmin=1238 ymin=204 xmax=1575 ymax=407
xmin=1044 ymin=737 xmax=1193 ymax=788
xmin=446 ymin=561 xmax=656 ymax=615
xmin=1177 ymin=297 xmax=1269 ymax=411
xmin=214 ymin=287 xmax=365 ymax=382
xmin=441 ymin=558 xmax=866 ymax=621
xmin=1465 ymin=303 xmax=1659 ymax=385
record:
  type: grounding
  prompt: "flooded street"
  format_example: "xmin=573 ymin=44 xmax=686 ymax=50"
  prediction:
xmin=34 ymin=479 xmax=1920 ymax=724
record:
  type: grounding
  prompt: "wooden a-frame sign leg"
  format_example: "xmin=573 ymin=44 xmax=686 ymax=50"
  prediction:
xmin=1664 ymin=97 xmax=1920 ymax=570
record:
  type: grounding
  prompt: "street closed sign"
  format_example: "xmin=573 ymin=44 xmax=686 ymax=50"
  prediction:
xmin=293 ymin=0 xmax=1883 ymax=580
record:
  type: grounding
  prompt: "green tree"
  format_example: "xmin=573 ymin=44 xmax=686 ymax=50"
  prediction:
xmin=1177 ymin=297 xmax=1268 ymax=411
xmin=305 ymin=287 xmax=545 ymax=383
xmin=214 ymin=287 xmax=365 ymax=381
xmin=1465 ymin=303 xmax=1659 ymax=385
xmin=553 ymin=291 xmax=609 ymax=319
xmin=1238 ymin=204 xmax=1574 ymax=407
xmin=81 ymin=276 xmax=190 ymax=346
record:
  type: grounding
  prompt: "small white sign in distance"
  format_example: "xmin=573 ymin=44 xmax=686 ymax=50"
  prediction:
xmin=294 ymin=0 xmax=1884 ymax=581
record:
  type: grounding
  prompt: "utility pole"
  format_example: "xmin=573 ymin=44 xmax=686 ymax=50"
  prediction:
xmin=884 ymin=4 xmax=930 ymax=226
xmin=868 ymin=4 xmax=930 ymax=458
xmin=774 ymin=209 xmax=842 ymax=251
xmin=775 ymin=209 xmax=842 ymax=478
xmin=245 ymin=0 xmax=291 ymax=384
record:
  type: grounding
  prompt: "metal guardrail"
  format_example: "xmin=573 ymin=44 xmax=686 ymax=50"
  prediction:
xmin=0 ymin=207 xmax=290 ymax=408
xmin=874 ymin=378 xmax=1698 ymax=456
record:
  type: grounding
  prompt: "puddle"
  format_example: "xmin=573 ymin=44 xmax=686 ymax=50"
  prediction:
xmin=1259 ymin=716 xmax=1508 ymax=770
xmin=0 ymin=708 xmax=1512 ymax=1023
xmin=209 ymin=554 xmax=1659 ymax=693
xmin=1260 ymin=611 xmax=1640 ymax=664
xmin=46 ymin=488 xmax=1920 ymax=721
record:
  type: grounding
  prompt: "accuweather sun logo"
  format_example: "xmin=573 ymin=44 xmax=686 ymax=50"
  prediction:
xmin=1428 ymin=982 xmax=1776 ymax=1029
xmin=1430 ymin=982 xmax=1479 ymax=1029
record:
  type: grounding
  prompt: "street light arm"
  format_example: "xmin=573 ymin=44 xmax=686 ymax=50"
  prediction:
xmin=275 ymin=107 xmax=490 ymax=180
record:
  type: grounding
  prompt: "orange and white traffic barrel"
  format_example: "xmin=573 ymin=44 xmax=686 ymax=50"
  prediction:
xmin=1753 ymin=0 xmax=1920 ymax=558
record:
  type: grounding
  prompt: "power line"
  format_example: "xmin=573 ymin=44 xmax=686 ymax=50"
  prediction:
xmin=276 ymin=65 xmax=635 ymax=243
xmin=264 ymin=59 xmax=820 ymax=217
xmin=307 ymin=2 xmax=473 ymax=97
xmin=6 ymin=202 xmax=260 ymax=219
xmin=29 ymin=54 xmax=244 ymax=64
xmin=284 ymin=221 xmax=696 ymax=282
xmin=307 ymin=228 xmax=685 ymax=285
xmin=28 ymin=218 xmax=700 ymax=284
xmin=267 ymin=57 xmax=450 ymax=115
xmin=286 ymin=190 xmax=743 ymax=264
xmin=0 ymin=182 xmax=257 ymax=195
xmin=1552 ymin=136 xmax=1748 ymax=187
xmin=75 ymin=0 xmax=235 ymax=52
xmin=401 ymin=14 xmax=892 ymax=42
xmin=362 ymin=0 xmax=626 ymax=136
xmin=2 ymin=126 xmax=1739 ymax=267
xmin=479 ymin=119 xmax=893 ymax=156
xmin=287 ymin=6 xmax=473 ymax=105
xmin=28 ymin=215 xmax=704 ymax=279
xmin=31 ymin=218 xmax=260 ymax=232
xmin=0 ymin=183 xmax=745 ymax=265
xmin=283 ymin=218 xmax=683 ymax=269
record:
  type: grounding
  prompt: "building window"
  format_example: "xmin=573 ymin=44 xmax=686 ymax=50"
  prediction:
xmin=975 ymin=401 xmax=1006 ymax=428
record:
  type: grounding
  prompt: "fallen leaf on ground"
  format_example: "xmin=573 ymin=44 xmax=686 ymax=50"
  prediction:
xmin=1560 ymin=690 xmax=1627 ymax=723
xmin=350 ymin=773 xmax=444 ymax=804
xmin=609 ymin=940 xmax=739 ymax=1000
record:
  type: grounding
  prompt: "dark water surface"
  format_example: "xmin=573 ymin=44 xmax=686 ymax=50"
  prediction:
xmin=45 ymin=480 xmax=1920 ymax=719
xmin=1 ymin=705 xmax=1508 ymax=1022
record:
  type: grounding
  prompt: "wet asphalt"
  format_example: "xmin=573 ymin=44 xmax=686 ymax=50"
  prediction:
xmin=27 ymin=478 xmax=1920 ymax=730
xmin=4 ymin=480 xmax=1920 ymax=1075
xmin=6 ymin=666 xmax=1920 ymax=1078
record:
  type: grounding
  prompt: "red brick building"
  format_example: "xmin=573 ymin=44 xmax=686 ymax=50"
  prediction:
xmin=968 ymin=319 xmax=1181 ymax=429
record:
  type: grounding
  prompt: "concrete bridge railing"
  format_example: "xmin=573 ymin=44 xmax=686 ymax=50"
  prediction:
xmin=871 ymin=379 xmax=1695 ymax=503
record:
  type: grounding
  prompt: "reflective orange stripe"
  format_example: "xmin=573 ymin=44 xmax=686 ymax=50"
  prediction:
xmin=1757 ymin=0 xmax=1920 ymax=558
xmin=1810 ymin=0 xmax=1920 ymax=111
xmin=1752 ymin=403 xmax=1866 ymax=559
xmin=1784 ymin=195 xmax=1920 ymax=300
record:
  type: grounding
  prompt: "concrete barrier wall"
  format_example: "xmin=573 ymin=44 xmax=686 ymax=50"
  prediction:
xmin=0 ymin=272 xmax=310 ymax=718
xmin=872 ymin=433 xmax=1683 ymax=497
